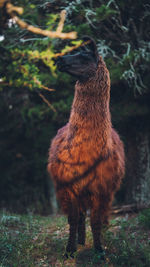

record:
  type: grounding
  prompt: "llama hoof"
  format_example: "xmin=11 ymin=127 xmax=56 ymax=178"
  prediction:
xmin=63 ymin=246 xmax=77 ymax=259
xmin=63 ymin=251 xmax=75 ymax=259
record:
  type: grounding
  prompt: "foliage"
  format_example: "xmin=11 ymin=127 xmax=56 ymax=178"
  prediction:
xmin=0 ymin=211 xmax=150 ymax=266
xmin=104 ymin=211 xmax=150 ymax=266
xmin=1 ymin=0 xmax=150 ymax=96
xmin=62 ymin=0 xmax=150 ymax=95
xmin=0 ymin=0 xmax=75 ymax=213
xmin=138 ymin=208 xmax=150 ymax=229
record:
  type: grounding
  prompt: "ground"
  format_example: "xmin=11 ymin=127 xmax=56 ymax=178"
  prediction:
xmin=0 ymin=209 xmax=150 ymax=266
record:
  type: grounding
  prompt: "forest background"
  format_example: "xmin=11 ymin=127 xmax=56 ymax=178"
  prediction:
xmin=0 ymin=0 xmax=150 ymax=214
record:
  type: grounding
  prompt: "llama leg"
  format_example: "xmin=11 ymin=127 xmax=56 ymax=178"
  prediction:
xmin=102 ymin=197 xmax=113 ymax=225
xmin=65 ymin=205 xmax=79 ymax=257
xmin=90 ymin=201 xmax=103 ymax=253
xmin=78 ymin=211 xmax=86 ymax=245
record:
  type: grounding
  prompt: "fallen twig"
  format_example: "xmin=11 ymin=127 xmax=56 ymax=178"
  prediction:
xmin=111 ymin=203 xmax=150 ymax=215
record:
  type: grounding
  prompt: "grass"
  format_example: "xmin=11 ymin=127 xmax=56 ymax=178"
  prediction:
xmin=0 ymin=209 xmax=150 ymax=267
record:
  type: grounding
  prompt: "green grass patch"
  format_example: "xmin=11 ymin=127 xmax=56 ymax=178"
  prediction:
xmin=0 ymin=209 xmax=150 ymax=266
xmin=104 ymin=213 xmax=150 ymax=267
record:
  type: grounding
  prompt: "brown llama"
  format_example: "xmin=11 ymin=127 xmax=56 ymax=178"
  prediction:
xmin=47 ymin=37 xmax=125 ymax=258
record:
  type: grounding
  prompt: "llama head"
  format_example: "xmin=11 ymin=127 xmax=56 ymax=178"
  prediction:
xmin=54 ymin=37 xmax=99 ymax=82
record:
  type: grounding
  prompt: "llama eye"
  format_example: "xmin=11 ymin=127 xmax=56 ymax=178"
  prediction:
xmin=81 ymin=52 xmax=89 ymax=56
xmin=81 ymin=53 xmax=91 ymax=60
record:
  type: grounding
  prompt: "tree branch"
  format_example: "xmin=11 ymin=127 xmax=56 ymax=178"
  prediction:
xmin=53 ymin=40 xmax=91 ymax=58
xmin=5 ymin=2 xmax=77 ymax=40
xmin=38 ymin=93 xmax=56 ymax=112
xmin=33 ymin=77 xmax=55 ymax=92
xmin=0 ymin=0 xmax=7 ymax=8
xmin=56 ymin=10 xmax=66 ymax=33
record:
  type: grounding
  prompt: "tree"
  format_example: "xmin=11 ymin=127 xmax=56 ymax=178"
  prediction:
xmin=0 ymin=0 xmax=77 ymax=213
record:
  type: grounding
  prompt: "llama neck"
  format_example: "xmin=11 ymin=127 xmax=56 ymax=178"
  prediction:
xmin=68 ymin=62 xmax=112 ymax=144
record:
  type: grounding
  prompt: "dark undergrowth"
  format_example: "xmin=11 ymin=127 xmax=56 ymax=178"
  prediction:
xmin=0 ymin=209 xmax=150 ymax=267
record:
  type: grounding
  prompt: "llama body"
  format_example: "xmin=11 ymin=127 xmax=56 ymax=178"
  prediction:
xmin=47 ymin=38 xmax=125 ymax=257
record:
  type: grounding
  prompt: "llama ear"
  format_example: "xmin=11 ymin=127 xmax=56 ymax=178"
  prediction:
xmin=82 ymin=36 xmax=99 ymax=62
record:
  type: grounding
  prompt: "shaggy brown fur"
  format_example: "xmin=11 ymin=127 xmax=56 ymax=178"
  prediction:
xmin=47 ymin=40 xmax=125 ymax=258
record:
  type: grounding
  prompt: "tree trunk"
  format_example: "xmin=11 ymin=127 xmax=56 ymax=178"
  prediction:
xmin=125 ymin=129 xmax=150 ymax=205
